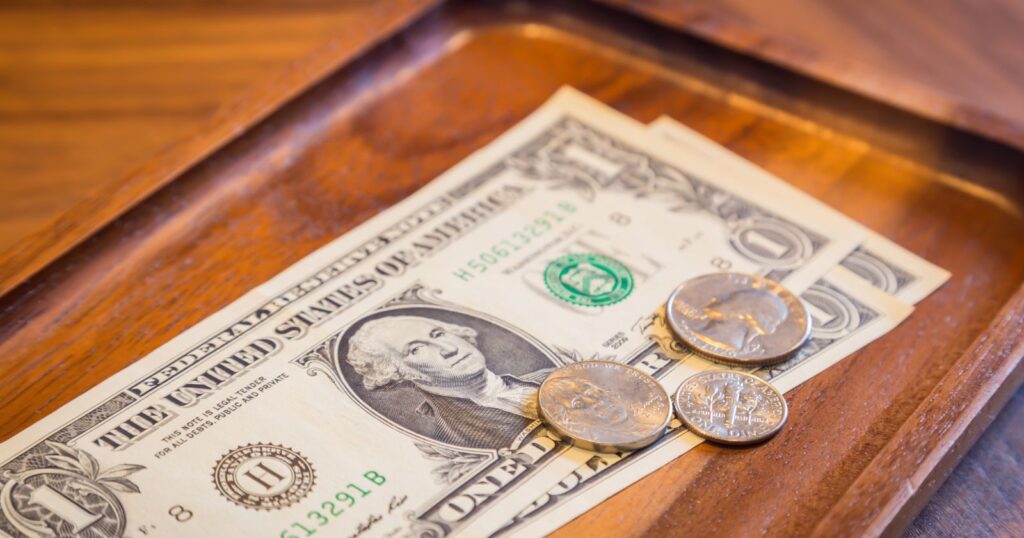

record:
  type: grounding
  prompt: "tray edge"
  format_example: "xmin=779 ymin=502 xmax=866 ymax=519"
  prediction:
xmin=812 ymin=282 xmax=1024 ymax=536
xmin=595 ymin=0 xmax=1024 ymax=152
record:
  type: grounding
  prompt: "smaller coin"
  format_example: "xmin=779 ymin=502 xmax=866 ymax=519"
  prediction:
xmin=665 ymin=272 xmax=811 ymax=366
xmin=673 ymin=370 xmax=787 ymax=445
xmin=538 ymin=361 xmax=671 ymax=453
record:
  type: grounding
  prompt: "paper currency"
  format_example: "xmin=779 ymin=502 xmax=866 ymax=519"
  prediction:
xmin=648 ymin=116 xmax=950 ymax=306
xmin=0 ymin=88 xmax=867 ymax=538
xmin=491 ymin=117 xmax=951 ymax=537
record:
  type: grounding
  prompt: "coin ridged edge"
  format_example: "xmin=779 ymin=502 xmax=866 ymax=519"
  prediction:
xmin=538 ymin=360 xmax=672 ymax=453
xmin=672 ymin=370 xmax=788 ymax=446
xmin=664 ymin=273 xmax=812 ymax=367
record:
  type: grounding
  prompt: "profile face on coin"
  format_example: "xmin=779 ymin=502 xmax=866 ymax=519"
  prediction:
xmin=538 ymin=361 xmax=671 ymax=453
xmin=673 ymin=370 xmax=787 ymax=445
xmin=666 ymin=272 xmax=811 ymax=366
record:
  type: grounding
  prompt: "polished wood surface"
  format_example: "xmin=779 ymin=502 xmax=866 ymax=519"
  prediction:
xmin=0 ymin=0 xmax=437 ymax=296
xmin=1 ymin=1 xmax=1022 ymax=536
xmin=600 ymin=0 xmax=1024 ymax=151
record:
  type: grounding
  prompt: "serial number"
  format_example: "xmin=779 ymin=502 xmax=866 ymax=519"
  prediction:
xmin=452 ymin=201 xmax=576 ymax=282
xmin=280 ymin=470 xmax=387 ymax=538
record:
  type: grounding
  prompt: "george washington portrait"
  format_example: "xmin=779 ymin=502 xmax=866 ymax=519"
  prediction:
xmin=334 ymin=306 xmax=557 ymax=451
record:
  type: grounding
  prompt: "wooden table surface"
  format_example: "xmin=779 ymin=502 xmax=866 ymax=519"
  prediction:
xmin=1 ymin=1 xmax=1021 ymax=535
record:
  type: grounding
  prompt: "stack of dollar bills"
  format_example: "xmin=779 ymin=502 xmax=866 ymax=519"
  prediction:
xmin=0 ymin=87 xmax=948 ymax=538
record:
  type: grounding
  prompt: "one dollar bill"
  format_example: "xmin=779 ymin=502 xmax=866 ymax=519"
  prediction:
xmin=0 ymin=88 xmax=867 ymax=538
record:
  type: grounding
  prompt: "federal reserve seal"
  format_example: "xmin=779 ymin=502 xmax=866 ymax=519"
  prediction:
xmin=213 ymin=443 xmax=315 ymax=510
xmin=543 ymin=253 xmax=634 ymax=307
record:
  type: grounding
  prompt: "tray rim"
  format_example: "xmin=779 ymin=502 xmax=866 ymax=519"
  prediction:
xmin=597 ymin=0 xmax=1024 ymax=153
xmin=812 ymin=283 xmax=1024 ymax=537
xmin=1 ymin=1 xmax=1022 ymax=536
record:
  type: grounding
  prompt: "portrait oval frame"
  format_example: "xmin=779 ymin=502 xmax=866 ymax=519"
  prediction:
xmin=331 ymin=304 xmax=562 ymax=453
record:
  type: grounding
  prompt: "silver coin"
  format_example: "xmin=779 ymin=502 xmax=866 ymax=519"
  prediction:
xmin=538 ymin=361 xmax=671 ymax=453
xmin=665 ymin=272 xmax=811 ymax=366
xmin=673 ymin=370 xmax=787 ymax=445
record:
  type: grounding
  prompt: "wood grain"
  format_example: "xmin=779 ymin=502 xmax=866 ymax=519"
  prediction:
xmin=0 ymin=1 xmax=1023 ymax=536
xmin=0 ymin=0 xmax=438 ymax=297
xmin=598 ymin=0 xmax=1024 ymax=152
xmin=906 ymin=389 xmax=1024 ymax=537
xmin=812 ymin=281 xmax=1024 ymax=536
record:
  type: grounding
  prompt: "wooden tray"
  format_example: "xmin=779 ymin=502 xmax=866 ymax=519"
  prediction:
xmin=2 ymin=1 xmax=1023 ymax=536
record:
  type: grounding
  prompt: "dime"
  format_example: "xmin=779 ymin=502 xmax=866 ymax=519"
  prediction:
xmin=665 ymin=272 xmax=811 ymax=366
xmin=538 ymin=361 xmax=671 ymax=453
xmin=673 ymin=370 xmax=787 ymax=445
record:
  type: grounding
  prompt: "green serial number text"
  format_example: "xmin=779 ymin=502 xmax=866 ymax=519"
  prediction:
xmin=452 ymin=201 xmax=576 ymax=282
xmin=280 ymin=470 xmax=387 ymax=538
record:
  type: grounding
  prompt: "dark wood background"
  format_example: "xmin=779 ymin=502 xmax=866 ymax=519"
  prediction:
xmin=600 ymin=0 xmax=1024 ymax=151
xmin=0 ymin=1 xmax=1020 ymax=535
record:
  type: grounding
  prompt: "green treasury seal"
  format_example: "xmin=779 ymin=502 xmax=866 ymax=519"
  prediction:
xmin=544 ymin=253 xmax=634 ymax=307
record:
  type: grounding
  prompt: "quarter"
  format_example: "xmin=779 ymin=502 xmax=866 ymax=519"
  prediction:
xmin=666 ymin=272 xmax=811 ymax=366
xmin=673 ymin=370 xmax=787 ymax=445
xmin=538 ymin=361 xmax=672 ymax=453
